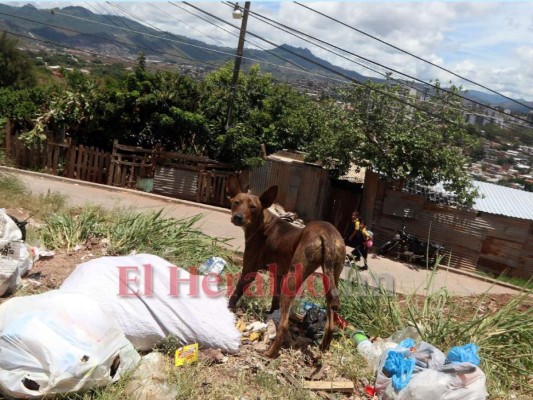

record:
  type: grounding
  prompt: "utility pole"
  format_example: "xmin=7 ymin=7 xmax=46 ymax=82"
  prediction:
xmin=225 ymin=1 xmax=250 ymax=131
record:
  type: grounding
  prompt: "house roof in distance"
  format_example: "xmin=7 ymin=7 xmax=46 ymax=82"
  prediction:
xmin=473 ymin=181 xmax=533 ymax=221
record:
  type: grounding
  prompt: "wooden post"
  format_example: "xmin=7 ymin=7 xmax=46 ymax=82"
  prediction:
xmin=76 ymin=145 xmax=84 ymax=180
xmin=107 ymin=139 xmax=119 ymax=186
xmin=4 ymin=119 xmax=12 ymax=157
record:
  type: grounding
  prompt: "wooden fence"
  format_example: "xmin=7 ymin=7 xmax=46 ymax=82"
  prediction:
xmin=3 ymin=130 xmax=235 ymax=207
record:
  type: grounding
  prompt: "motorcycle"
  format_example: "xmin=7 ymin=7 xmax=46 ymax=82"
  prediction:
xmin=379 ymin=224 xmax=445 ymax=266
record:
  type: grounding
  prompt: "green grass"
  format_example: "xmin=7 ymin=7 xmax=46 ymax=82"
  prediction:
xmin=0 ymin=172 xmax=66 ymax=220
xmin=475 ymin=269 xmax=533 ymax=290
xmin=39 ymin=206 xmax=234 ymax=268
xmin=337 ymin=264 xmax=533 ymax=397
xmin=2 ymin=172 xmax=533 ymax=399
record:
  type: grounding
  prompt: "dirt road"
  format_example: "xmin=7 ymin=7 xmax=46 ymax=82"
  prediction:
xmin=2 ymin=167 xmax=522 ymax=296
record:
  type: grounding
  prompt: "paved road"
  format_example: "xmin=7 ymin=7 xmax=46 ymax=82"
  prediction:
xmin=3 ymin=167 xmax=521 ymax=296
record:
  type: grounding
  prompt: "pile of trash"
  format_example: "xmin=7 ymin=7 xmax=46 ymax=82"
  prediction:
xmin=348 ymin=327 xmax=488 ymax=399
xmin=0 ymin=248 xmax=241 ymax=398
xmin=0 ymin=210 xmax=33 ymax=296
xmin=0 ymin=209 xmax=55 ymax=297
xmin=292 ymin=302 xmax=488 ymax=399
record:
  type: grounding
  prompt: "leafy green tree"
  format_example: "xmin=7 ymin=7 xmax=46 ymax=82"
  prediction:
xmin=199 ymin=64 xmax=327 ymax=168
xmin=0 ymin=33 xmax=36 ymax=89
xmin=306 ymin=81 xmax=479 ymax=205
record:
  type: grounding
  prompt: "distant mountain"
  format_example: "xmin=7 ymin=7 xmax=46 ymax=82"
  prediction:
xmin=463 ymin=90 xmax=533 ymax=113
xmin=0 ymin=3 xmax=372 ymax=84
xmin=0 ymin=3 xmax=529 ymax=109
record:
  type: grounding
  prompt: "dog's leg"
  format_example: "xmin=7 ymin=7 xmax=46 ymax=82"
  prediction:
xmin=268 ymin=272 xmax=283 ymax=314
xmin=265 ymin=251 xmax=312 ymax=358
xmin=228 ymin=272 xmax=256 ymax=311
xmin=264 ymin=287 xmax=293 ymax=358
xmin=320 ymin=271 xmax=340 ymax=351
xmin=320 ymin=242 xmax=344 ymax=352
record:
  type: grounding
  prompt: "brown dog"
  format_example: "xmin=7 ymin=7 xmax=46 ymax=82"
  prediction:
xmin=226 ymin=174 xmax=346 ymax=358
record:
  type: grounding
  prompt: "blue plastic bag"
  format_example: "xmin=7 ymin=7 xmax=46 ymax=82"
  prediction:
xmin=447 ymin=343 xmax=480 ymax=366
xmin=383 ymin=350 xmax=416 ymax=391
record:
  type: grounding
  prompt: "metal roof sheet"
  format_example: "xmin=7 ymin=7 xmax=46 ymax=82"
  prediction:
xmin=472 ymin=181 xmax=533 ymax=221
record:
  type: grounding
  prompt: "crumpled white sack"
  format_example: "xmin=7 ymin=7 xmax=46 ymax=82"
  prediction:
xmin=0 ymin=290 xmax=140 ymax=399
xmin=60 ymin=254 xmax=241 ymax=353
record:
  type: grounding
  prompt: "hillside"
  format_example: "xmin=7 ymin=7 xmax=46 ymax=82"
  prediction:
xmin=0 ymin=3 xmax=369 ymax=84
xmin=0 ymin=3 xmax=530 ymax=110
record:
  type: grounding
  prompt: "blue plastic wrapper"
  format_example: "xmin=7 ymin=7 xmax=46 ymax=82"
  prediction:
xmin=397 ymin=338 xmax=415 ymax=349
xmin=383 ymin=350 xmax=416 ymax=391
xmin=447 ymin=343 xmax=480 ymax=366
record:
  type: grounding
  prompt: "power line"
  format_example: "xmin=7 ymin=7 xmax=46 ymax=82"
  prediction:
xmin=294 ymin=1 xmax=533 ymax=111
xmin=227 ymin=2 xmax=533 ymax=128
xmin=106 ymin=1 xmax=190 ymax=59
xmin=147 ymin=2 xmax=228 ymax=47
xmin=182 ymin=2 xmax=478 ymax=128
xmin=0 ymin=29 xmax=164 ymax=72
xmin=190 ymin=2 xmax=532 ymax=129
xmin=168 ymin=1 xmax=306 ymax=72
xmin=0 ymin=10 xmax=224 ymax=70
xmin=5 ymin=8 xmax=349 ymax=86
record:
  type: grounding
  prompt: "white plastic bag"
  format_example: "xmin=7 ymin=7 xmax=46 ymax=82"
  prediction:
xmin=0 ymin=209 xmax=22 ymax=242
xmin=60 ymin=254 xmax=241 ymax=353
xmin=375 ymin=341 xmax=487 ymax=400
xmin=0 ymin=210 xmax=33 ymax=296
xmin=0 ymin=290 xmax=140 ymax=399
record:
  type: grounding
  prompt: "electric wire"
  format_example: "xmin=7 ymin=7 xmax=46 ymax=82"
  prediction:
xmin=147 ymin=2 xmax=229 ymax=47
xmin=226 ymin=1 xmax=533 ymax=127
xmin=106 ymin=1 xmax=192 ymax=59
xmin=181 ymin=2 xmax=501 ymax=128
xmin=168 ymin=1 xmax=307 ymax=72
xmin=294 ymin=1 xmax=533 ymax=111
xmin=0 ymin=29 xmax=164 ymax=72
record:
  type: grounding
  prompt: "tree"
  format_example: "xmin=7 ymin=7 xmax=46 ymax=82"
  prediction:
xmin=0 ymin=33 xmax=36 ymax=89
xmin=199 ymin=64 xmax=326 ymax=168
xmin=306 ymin=81 xmax=479 ymax=205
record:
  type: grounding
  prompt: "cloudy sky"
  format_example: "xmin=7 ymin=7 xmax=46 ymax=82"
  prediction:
xmin=9 ymin=1 xmax=533 ymax=101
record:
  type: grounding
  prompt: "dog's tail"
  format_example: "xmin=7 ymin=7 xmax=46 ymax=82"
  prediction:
xmin=321 ymin=235 xmax=341 ymax=311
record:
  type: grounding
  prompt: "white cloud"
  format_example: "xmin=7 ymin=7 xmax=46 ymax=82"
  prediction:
xmin=11 ymin=1 xmax=533 ymax=100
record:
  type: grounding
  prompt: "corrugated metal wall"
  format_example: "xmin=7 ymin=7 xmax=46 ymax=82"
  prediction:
xmin=249 ymin=160 xmax=330 ymax=221
xmin=152 ymin=166 xmax=198 ymax=201
xmin=371 ymin=185 xmax=533 ymax=278
xmin=477 ymin=214 xmax=533 ymax=278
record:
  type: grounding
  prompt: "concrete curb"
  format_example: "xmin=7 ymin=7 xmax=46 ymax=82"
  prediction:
xmin=0 ymin=166 xmax=230 ymax=215
xmin=437 ymin=264 xmax=528 ymax=293
xmin=3 ymin=166 xmax=528 ymax=294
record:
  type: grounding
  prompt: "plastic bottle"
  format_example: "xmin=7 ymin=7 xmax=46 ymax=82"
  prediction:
xmin=350 ymin=331 xmax=398 ymax=371
xmin=198 ymin=257 xmax=227 ymax=275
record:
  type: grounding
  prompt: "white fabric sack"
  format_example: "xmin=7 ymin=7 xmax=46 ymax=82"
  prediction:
xmin=0 ymin=290 xmax=140 ymax=399
xmin=60 ymin=254 xmax=241 ymax=353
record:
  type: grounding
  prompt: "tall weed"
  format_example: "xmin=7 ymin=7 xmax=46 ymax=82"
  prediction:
xmin=339 ymin=261 xmax=533 ymax=396
xmin=39 ymin=207 xmax=233 ymax=267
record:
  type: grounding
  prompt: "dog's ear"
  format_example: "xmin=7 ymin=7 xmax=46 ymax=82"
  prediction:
xmin=226 ymin=174 xmax=241 ymax=198
xmin=260 ymin=185 xmax=278 ymax=209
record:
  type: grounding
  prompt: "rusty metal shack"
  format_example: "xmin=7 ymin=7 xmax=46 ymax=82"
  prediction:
xmin=363 ymin=171 xmax=533 ymax=279
xmin=248 ymin=151 xmax=364 ymax=232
